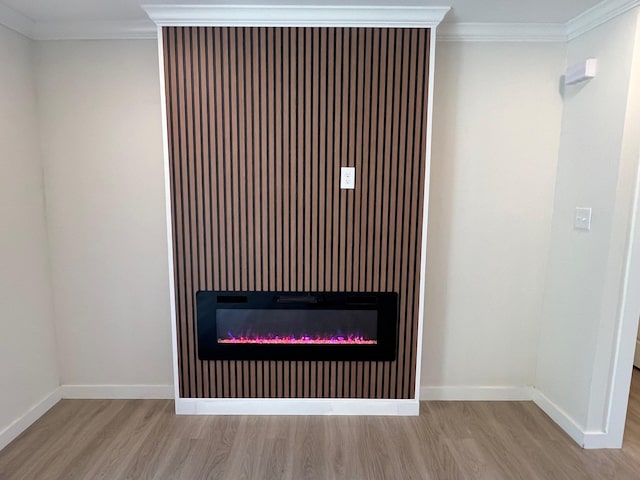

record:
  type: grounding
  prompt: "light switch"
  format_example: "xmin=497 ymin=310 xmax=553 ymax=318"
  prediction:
xmin=340 ymin=167 xmax=355 ymax=189
xmin=574 ymin=207 xmax=592 ymax=231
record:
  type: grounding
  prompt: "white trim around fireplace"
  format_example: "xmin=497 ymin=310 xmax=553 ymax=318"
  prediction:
xmin=413 ymin=27 xmax=437 ymax=402
xmin=157 ymin=27 xmax=182 ymax=403
xmin=176 ymin=397 xmax=418 ymax=415
xmin=143 ymin=2 xmax=450 ymax=29
xmin=153 ymin=4 xmax=445 ymax=415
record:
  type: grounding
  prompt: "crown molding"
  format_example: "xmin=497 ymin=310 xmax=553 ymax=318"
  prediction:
xmin=438 ymin=22 xmax=566 ymax=42
xmin=0 ymin=2 xmax=35 ymax=38
xmin=142 ymin=4 xmax=451 ymax=28
xmin=1 ymin=1 xmax=639 ymax=42
xmin=438 ymin=0 xmax=640 ymax=42
xmin=32 ymin=20 xmax=157 ymax=41
xmin=567 ymin=0 xmax=640 ymax=41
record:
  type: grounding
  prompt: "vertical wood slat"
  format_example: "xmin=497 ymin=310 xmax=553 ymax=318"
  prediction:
xmin=163 ymin=26 xmax=429 ymax=399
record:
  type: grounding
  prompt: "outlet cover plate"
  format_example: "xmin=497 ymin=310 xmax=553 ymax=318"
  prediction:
xmin=574 ymin=207 xmax=592 ymax=231
xmin=340 ymin=167 xmax=355 ymax=189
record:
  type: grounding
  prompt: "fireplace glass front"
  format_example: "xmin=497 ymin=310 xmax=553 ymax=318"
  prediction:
xmin=196 ymin=291 xmax=398 ymax=361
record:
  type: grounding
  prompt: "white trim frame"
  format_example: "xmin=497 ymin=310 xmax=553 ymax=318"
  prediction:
xmin=590 ymin=153 xmax=640 ymax=448
xmin=157 ymin=27 xmax=182 ymax=404
xmin=152 ymin=5 xmax=444 ymax=415
xmin=177 ymin=398 xmax=418 ymax=415
xmin=143 ymin=4 xmax=450 ymax=28
xmin=413 ymin=27 xmax=437 ymax=401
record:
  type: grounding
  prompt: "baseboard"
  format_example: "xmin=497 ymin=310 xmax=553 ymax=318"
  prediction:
xmin=0 ymin=385 xmax=613 ymax=448
xmin=175 ymin=398 xmax=419 ymax=416
xmin=634 ymin=339 xmax=640 ymax=368
xmin=60 ymin=384 xmax=174 ymax=399
xmin=0 ymin=387 xmax=62 ymax=451
xmin=531 ymin=388 xmax=587 ymax=447
xmin=420 ymin=385 xmax=533 ymax=401
xmin=420 ymin=386 xmax=610 ymax=449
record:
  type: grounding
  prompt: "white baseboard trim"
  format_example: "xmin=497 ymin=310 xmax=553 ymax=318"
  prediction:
xmin=421 ymin=386 xmax=613 ymax=449
xmin=60 ymin=384 xmax=174 ymax=399
xmin=0 ymin=387 xmax=61 ymax=451
xmin=528 ymin=390 xmax=616 ymax=448
xmin=175 ymin=398 xmax=419 ymax=416
xmin=634 ymin=339 xmax=640 ymax=368
xmin=531 ymin=388 xmax=587 ymax=447
xmin=420 ymin=385 xmax=533 ymax=401
xmin=582 ymin=431 xmax=617 ymax=449
xmin=0 ymin=385 xmax=615 ymax=448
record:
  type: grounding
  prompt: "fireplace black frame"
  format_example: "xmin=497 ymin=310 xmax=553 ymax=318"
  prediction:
xmin=196 ymin=291 xmax=398 ymax=361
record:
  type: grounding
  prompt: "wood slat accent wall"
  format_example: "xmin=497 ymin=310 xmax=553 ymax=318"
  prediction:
xmin=163 ymin=26 xmax=430 ymax=399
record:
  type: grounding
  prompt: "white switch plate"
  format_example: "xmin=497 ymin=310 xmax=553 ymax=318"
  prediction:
xmin=574 ymin=207 xmax=592 ymax=231
xmin=340 ymin=167 xmax=355 ymax=189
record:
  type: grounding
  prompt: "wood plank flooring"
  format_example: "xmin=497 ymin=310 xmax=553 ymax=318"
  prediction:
xmin=1 ymin=369 xmax=639 ymax=479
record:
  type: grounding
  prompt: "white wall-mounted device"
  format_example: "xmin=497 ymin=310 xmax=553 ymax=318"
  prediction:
xmin=564 ymin=58 xmax=597 ymax=86
xmin=574 ymin=207 xmax=592 ymax=231
xmin=340 ymin=167 xmax=355 ymax=189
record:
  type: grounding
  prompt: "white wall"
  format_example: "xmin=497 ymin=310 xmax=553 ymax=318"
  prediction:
xmin=0 ymin=25 xmax=59 ymax=441
xmin=536 ymin=8 xmax=640 ymax=433
xmin=29 ymin=37 xmax=569 ymax=398
xmin=26 ymin=29 xmax=637 ymax=415
xmin=421 ymin=41 xmax=565 ymax=393
xmin=35 ymin=40 xmax=173 ymax=388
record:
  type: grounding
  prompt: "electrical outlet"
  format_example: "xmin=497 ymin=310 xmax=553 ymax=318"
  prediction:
xmin=340 ymin=167 xmax=355 ymax=189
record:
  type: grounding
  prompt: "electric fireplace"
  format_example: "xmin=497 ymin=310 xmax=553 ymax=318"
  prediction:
xmin=196 ymin=291 xmax=398 ymax=361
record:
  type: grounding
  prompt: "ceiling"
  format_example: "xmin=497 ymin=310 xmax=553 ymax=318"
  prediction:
xmin=0 ymin=0 xmax=606 ymax=25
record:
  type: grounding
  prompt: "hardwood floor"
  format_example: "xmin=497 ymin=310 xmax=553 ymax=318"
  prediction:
xmin=1 ymin=373 xmax=639 ymax=479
